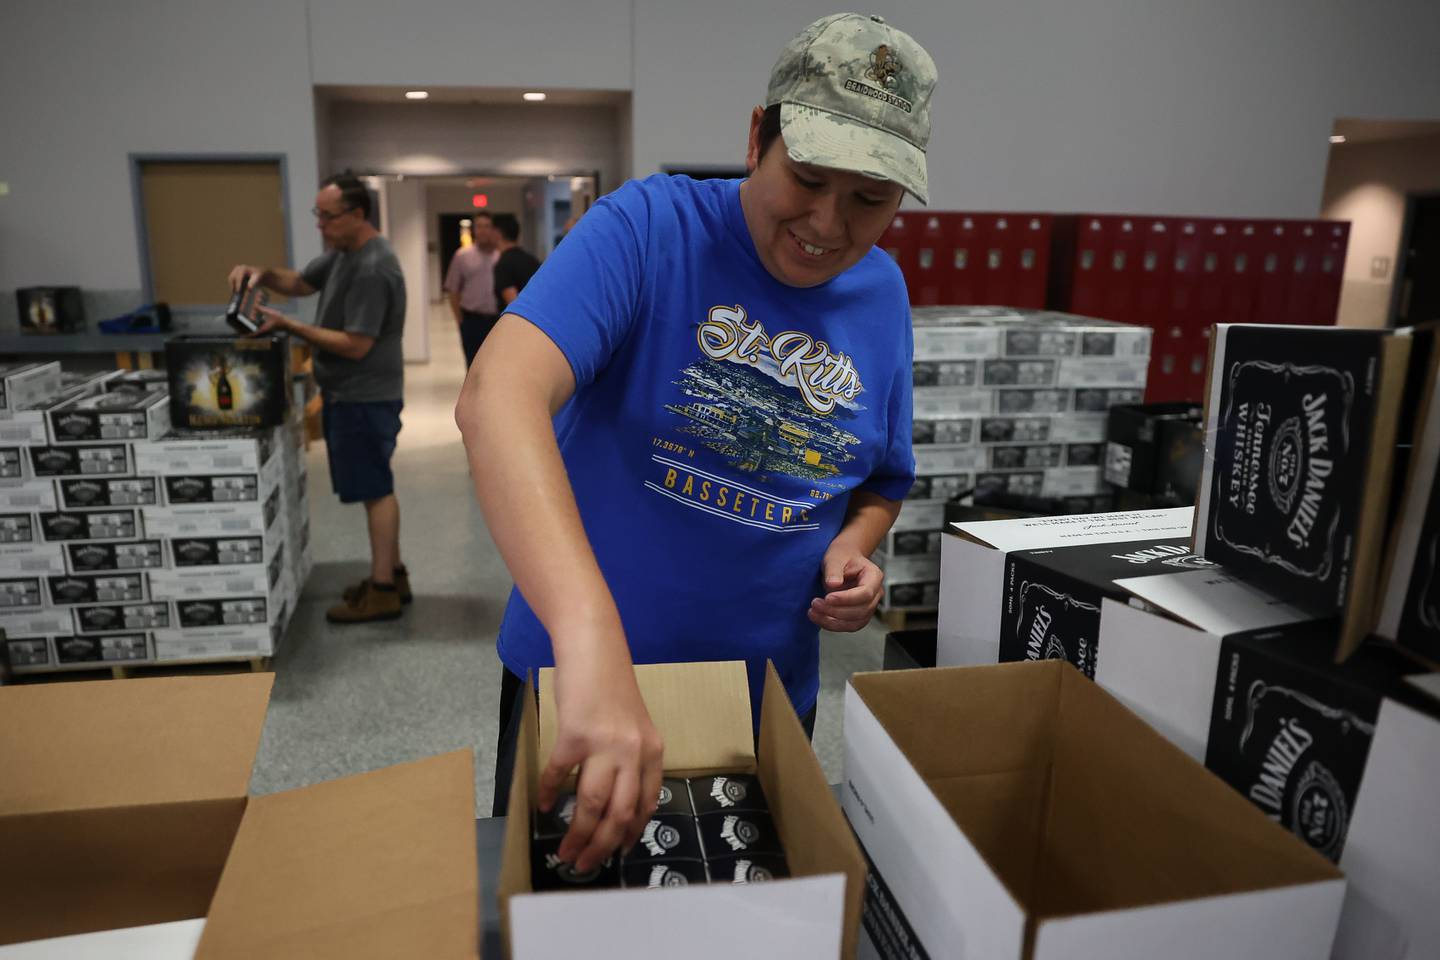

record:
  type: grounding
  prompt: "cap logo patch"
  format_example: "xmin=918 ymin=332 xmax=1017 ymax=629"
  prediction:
xmin=866 ymin=44 xmax=903 ymax=87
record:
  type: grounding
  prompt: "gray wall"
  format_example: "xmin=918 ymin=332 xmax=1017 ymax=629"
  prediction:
xmin=4 ymin=0 xmax=1439 ymax=309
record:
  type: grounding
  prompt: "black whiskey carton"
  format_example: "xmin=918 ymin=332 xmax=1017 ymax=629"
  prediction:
xmin=46 ymin=572 xmax=146 ymax=606
xmin=1104 ymin=402 xmax=1203 ymax=495
xmin=65 ymin=539 xmax=164 ymax=573
xmin=529 ymin=835 xmax=619 ymax=891
xmin=73 ymin=601 xmax=171 ymax=633
xmin=0 ymin=514 xmax=36 ymax=544
xmin=621 ymin=860 xmax=709 ymax=889
xmin=46 ymin=388 xmax=170 ymax=443
xmin=622 ymin=814 xmax=704 ymax=866
xmin=57 ymin=475 xmax=159 ymax=509
xmin=911 ymin=416 xmax=976 ymax=446
xmin=696 ymin=811 xmax=784 ymax=860
xmin=28 ymin=443 xmax=130 ymax=478
xmin=38 ymin=508 xmax=141 ymax=543
xmin=656 ymin=777 xmax=694 ymax=816
xmin=705 ymin=855 xmax=790 ymax=884
xmin=166 ymin=335 xmax=291 ymax=430
xmin=55 ymin=632 xmax=149 ymax=664
xmin=169 ymin=535 xmax=267 ymax=568
xmin=1195 ymin=324 xmax=1412 ymax=658
xmin=175 ymin=596 xmax=268 ymax=628
xmin=163 ymin=471 xmax=276 ymax=505
xmin=687 ymin=774 xmax=768 ymax=815
xmin=0 ymin=577 xmax=44 ymax=609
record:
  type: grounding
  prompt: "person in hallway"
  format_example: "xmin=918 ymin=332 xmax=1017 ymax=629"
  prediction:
xmin=444 ymin=212 xmax=501 ymax=370
xmin=489 ymin=213 xmax=541 ymax=310
xmin=457 ymin=12 xmax=935 ymax=871
xmin=229 ymin=172 xmax=411 ymax=624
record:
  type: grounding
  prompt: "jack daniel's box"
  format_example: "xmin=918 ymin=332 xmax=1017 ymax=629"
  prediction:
xmin=174 ymin=596 xmax=269 ymax=628
xmin=37 ymin=507 xmax=141 ymax=543
xmin=144 ymin=487 xmax=282 ymax=540
xmin=56 ymin=475 xmax=159 ymax=509
xmin=0 ymin=541 xmax=65 ymax=576
xmin=163 ymin=464 xmax=281 ymax=505
xmin=938 ymin=507 xmax=1196 ymax=673
xmin=28 ymin=442 xmax=130 ymax=478
xmin=46 ymin=571 xmax=147 ymax=605
xmin=1096 ymin=571 xmax=1440 ymax=960
xmin=0 ymin=480 xmax=56 ymax=512
xmin=166 ymin=335 xmax=291 ymax=430
xmin=72 ymin=601 xmax=171 ymax=633
xmin=133 ymin=427 xmax=278 ymax=476
xmin=0 ymin=447 xmax=24 ymax=480
xmin=0 ymin=361 xmax=62 ymax=410
xmin=0 ymin=513 xmax=36 ymax=543
xmin=0 ymin=576 xmax=45 ymax=609
xmin=1104 ymin=402 xmax=1204 ymax=501
xmin=169 ymin=534 xmax=269 ymax=568
xmin=64 ymin=539 xmax=165 ymax=573
xmin=1195 ymin=324 xmax=1413 ymax=658
xmin=45 ymin=388 xmax=170 ymax=443
xmin=54 ymin=632 xmax=150 ymax=665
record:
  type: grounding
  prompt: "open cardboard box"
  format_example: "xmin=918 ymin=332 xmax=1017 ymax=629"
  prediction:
xmin=497 ymin=660 xmax=864 ymax=958
xmin=844 ymin=661 xmax=1345 ymax=960
xmin=0 ymin=674 xmax=479 ymax=957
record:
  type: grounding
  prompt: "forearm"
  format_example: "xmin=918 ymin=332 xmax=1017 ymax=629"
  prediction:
xmin=278 ymin=317 xmax=368 ymax=360
xmin=447 ymin=293 xmax=464 ymax=325
xmin=831 ymin=490 xmax=902 ymax=557
xmin=456 ymin=336 xmax=627 ymax=664
xmin=256 ymin=266 xmax=311 ymax=298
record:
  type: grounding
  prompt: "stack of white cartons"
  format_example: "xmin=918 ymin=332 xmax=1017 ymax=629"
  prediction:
xmin=876 ymin=306 xmax=1152 ymax=614
xmin=0 ymin=365 xmax=310 ymax=674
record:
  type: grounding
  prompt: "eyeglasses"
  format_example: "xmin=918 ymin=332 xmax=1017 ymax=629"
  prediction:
xmin=312 ymin=206 xmax=358 ymax=224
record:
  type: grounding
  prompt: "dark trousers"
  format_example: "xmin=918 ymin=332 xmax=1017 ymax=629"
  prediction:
xmin=459 ymin=310 xmax=499 ymax=370
xmin=491 ymin=668 xmax=819 ymax=817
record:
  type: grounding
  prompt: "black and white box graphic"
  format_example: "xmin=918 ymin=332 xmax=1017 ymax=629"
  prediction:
xmin=0 ymin=514 xmax=35 ymax=543
xmin=622 ymin=860 xmax=708 ymax=888
xmin=912 ymin=360 xmax=977 ymax=387
xmin=696 ymin=811 xmax=783 ymax=859
xmin=689 ymin=774 xmax=768 ymax=815
xmin=1206 ymin=327 xmax=1381 ymax=606
xmin=911 ymin=417 xmax=974 ymax=446
xmin=623 ymin=814 xmax=704 ymax=866
xmin=1004 ymin=578 xmax=1100 ymax=678
xmin=705 ymin=855 xmax=790 ymax=884
xmin=1204 ymin=642 xmax=1380 ymax=861
xmin=997 ymin=388 xmax=1068 ymax=414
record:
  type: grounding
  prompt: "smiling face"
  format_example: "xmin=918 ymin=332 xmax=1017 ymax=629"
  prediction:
xmin=739 ymin=106 xmax=905 ymax=288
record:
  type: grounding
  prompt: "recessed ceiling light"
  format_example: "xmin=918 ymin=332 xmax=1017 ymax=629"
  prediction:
xmin=1329 ymin=134 xmax=1346 ymax=144
xmin=523 ymin=92 xmax=547 ymax=102
xmin=405 ymin=90 xmax=429 ymax=100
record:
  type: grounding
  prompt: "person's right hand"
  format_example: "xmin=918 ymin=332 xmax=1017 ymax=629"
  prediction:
xmin=539 ymin=645 xmax=664 ymax=873
xmin=227 ymin=265 xmax=266 ymax=294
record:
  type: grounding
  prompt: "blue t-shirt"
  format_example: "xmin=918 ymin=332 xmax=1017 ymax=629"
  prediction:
xmin=498 ymin=174 xmax=914 ymax=719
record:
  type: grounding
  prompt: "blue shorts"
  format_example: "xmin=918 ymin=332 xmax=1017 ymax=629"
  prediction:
xmin=321 ymin=397 xmax=403 ymax=504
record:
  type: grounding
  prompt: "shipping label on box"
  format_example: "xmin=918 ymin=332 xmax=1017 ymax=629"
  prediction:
xmin=914 ymin=445 xmax=983 ymax=476
xmin=1001 ymin=328 xmax=1079 ymax=357
xmin=1072 ymin=387 xmax=1146 ymax=413
xmin=28 ymin=442 xmax=130 ymax=478
xmin=0 ymin=576 xmax=45 ymax=609
xmin=152 ymin=622 xmax=276 ymax=660
xmin=54 ymin=632 xmax=150 ymax=665
xmin=911 ymin=417 xmax=975 ymax=446
xmin=133 ymin=428 xmax=278 ymax=475
xmin=0 ymin=512 xmax=36 ymax=543
xmin=37 ymin=508 xmax=141 ymax=543
xmin=0 ymin=361 xmax=62 ymax=411
xmin=912 ymin=360 xmax=978 ymax=388
xmin=65 ymin=539 xmax=165 ymax=573
xmin=46 ymin=389 xmax=170 ymax=443
xmin=72 ymin=601 xmax=171 ymax=634
xmin=0 ymin=541 xmax=66 ymax=576
xmin=0 ymin=447 xmax=24 ymax=480
xmin=988 ymin=443 xmax=1064 ymax=470
xmin=905 ymin=474 xmax=970 ymax=501
xmin=166 ymin=335 xmax=290 ymax=430
xmin=46 ymin=572 xmax=147 ymax=605
xmin=162 ymin=463 xmax=280 ymax=505
xmin=56 ymin=475 xmax=159 ymax=509
xmin=912 ymin=388 xmax=993 ymax=418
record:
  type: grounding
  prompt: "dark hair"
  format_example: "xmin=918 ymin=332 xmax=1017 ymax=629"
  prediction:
xmin=755 ymin=103 xmax=783 ymax=166
xmin=491 ymin=213 xmax=521 ymax=242
xmin=471 ymin=211 xmax=494 ymax=222
xmin=320 ymin=172 xmax=372 ymax=219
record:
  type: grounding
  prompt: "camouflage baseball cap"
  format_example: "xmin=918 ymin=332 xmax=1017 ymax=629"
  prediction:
xmin=766 ymin=13 xmax=937 ymax=204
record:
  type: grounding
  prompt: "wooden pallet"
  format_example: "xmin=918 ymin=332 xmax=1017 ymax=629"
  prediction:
xmin=875 ymin=607 xmax=938 ymax=631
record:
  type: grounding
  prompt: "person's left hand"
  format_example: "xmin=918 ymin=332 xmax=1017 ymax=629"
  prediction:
xmin=251 ymin=304 xmax=291 ymax=337
xmin=809 ymin=545 xmax=884 ymax=632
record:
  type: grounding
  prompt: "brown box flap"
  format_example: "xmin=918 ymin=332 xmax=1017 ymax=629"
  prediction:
xmin=195 ymin=750 xmax=479 ymax=960
xmin=539 ymin=661 xmax=754 ymax=776
xmin=0 ymin=674 xmax=273 ymax=815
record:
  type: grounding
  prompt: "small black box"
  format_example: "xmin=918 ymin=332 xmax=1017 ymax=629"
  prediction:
xmin=28 ymin=443 xmax=130 ymax=478
xmin=16 ymin=287 xmax=84 ymax=334
xmin=1104 ymin=402 xmax=1202 ymax=498
xmin=621 ymin=860 xmax=709 ymax=889
xmin=656 ymin=777 xmax=694 ymax=816
xmin=66 ymin=540 xmax=164 ymax=573
xmin=705 ymin=855 xmax=790 ymax=884
xmin=167 ymin=335 xmax=290 ymax=430
xmin=532 ymin=793 xmax=576 ymax=840
xmin=622 ymin=814 xmax=704 ymax=866
xmin=688 ymin=774 xmax=768 ymax=815
xmin=530 ymin=836 xmax=619 ymax=891
xmin=696 ymin=811 xmax=783 ymax=860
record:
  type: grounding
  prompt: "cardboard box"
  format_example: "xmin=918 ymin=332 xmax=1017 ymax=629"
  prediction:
xmin=1094 ymin=575 xmax=1440 ymax=960
xmin=0 ymin=577 xmax=45 ymax=610
xmin=843 ymin=662 xmax=1345 ymax=960
xmin=1103 ymin=402 xmax=1203 ymax=496
xmin=166 ymin=335 xmax=291 ymax=430
xmin=14 ymin=287 xmax=83 ymax=335
xmin=0 ymin=607 xmax=73 ymax=638
xmin=0 ymin=918 xmax=204 ymax=957
xmin=58 ymin=368 xmax=123 ymax=397
xmin=913 ymin=445 xmax=983 ymax=476
xmin=54 ymin=631 xmax=150 ymax=665
xmin=0 ymin=542 xmax=65 ymax=577
xmin=56 ymin=474 xmax=160 ymax=509
xmin=4 ymin=635 xmax=53 ymax=673
xmin=37 ymin=507 xmax=142 ymax=543
xmin=873 ymin=551 xmax=940 ymax=585
xmin=143 ymin=488 xmax=282 ymax=538
xmin=893 ymin=499 xmax=945 ymax=533
xmin=133 ymin=428 xmax=278 ymax=476
xmin=0 ymin=447 xmax=25 ymax=480
xmin=64 ymin=538 xmax=166 ymax=573
xmin=148 ymin=560 xmax=283 ymax=602
xmin=0 ymin=362 xmax=62 ymax=412
xmin=46 ymin=388 xmax=170 ymax=443
xmin=499 ymin=661 xmax=864 ymax=959
xmin=152 ymin=618 xmax=283 ymax=661
xmin=938 ymin=508 xmax=1200 ymax=677
xmin=0 ymin=513 xmax=36 ymax=544
xmin=162 ymin=455 xmax=282 ymax=506
xmin=881 ymin=529 xmax=941 ymax=557
xmin=103 ymin=369 xmax=170 ymax=394
xmin=0 ymin=675 xmax=479 ymax=953
xmin=881 ymin=580 xmax=939 ymax=611
xmin=974 ymin=466 xmax=1107 ymax=499
xmin=46 ymin=571 xmax=147 ymax=606
xmin=0 ymin=390 xmax=87 ymax=446
xmin=905 ymin=474 xmax=970 ymax=501
xmin=1194 ymin=324 xmax=1412 ymax=657
xmin=27 ymin=442 xmax=131 ymax=478
xmin=72 ymin=600 xmax=171 ymax=634
xmin=978 ymin=414 xmax=1108 ymax=444
xmin=0 ymin=480 xmax=56 ymax=512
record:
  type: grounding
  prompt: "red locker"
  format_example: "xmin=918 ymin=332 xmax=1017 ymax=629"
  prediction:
xmin=982 ymin=214 xmax=1020 ymax=306
xmin=909 ymin=213 xmax=949 ymax=305
xmin=1067 ymin=216 xmax=1108 ymax=319
xmin=946 ymin=213 xmax=987 ymax=305
xmin=1226 ymin=220 xmax=1264 ymax=327
xmin=1283 ymin=221 xmax=1325 ymax=326
xmin=1315 ymin=221 xmax=1349 ymax=326
xmin=1253 ymin=221 xmax=1292 ymax=324
xmin=1015 ymin=215 xmax=1052 ymax=308
xmin=1101 ymin=216 xmax=1143 ymax=325
xmin=880 ymin=213 xmax=914 ymax=299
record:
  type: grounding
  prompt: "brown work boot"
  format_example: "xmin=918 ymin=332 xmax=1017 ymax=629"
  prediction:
xmin=327 ymin=579 xmax=403 ymax=623
xmin=343 ymin=565 xmax=412 ymax=605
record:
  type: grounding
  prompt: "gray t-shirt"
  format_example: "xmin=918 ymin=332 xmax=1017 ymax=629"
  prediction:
xmin=300 ymin=236 xmax=406 ymax=402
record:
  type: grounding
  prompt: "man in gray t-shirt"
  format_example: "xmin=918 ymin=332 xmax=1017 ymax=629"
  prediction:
xmin=229 ymin=173 xmax=410 ymax=625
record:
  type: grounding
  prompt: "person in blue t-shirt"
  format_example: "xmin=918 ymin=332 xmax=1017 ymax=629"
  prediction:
xmin=456 ymin=14 xmax=938 ymax=872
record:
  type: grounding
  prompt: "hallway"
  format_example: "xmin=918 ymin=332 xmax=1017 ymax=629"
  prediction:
xmin=249 ymin=302 xmax=885 ymax=812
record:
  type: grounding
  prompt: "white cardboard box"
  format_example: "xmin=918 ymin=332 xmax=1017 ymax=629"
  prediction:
xmin=142 ymin=490 xmax=283 ymax=539
xmin=132 ymin=429 xmax=279 ymax=476
xmin=0 ymin=542 xmax=65 ymax=577
xmin=843 ymin=661 xmax=1345 ymax=960
xmin=893 ymin=499 xmax=946 ymax=533
xmin=0 ymin=917 xmax=205 ymax=959
xmin=0 ymin=480 xmax=57 ymax=512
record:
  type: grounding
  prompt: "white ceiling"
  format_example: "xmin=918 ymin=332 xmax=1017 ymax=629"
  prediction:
xmin=1332 ymin=118 xmax=1440 ymax=144
xmin=317 ymin=84 xmax=628 ymax=107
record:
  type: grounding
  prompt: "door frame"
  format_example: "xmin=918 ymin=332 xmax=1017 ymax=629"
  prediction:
xmin=1389 ymin=189 xmax=1440 ymax=327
